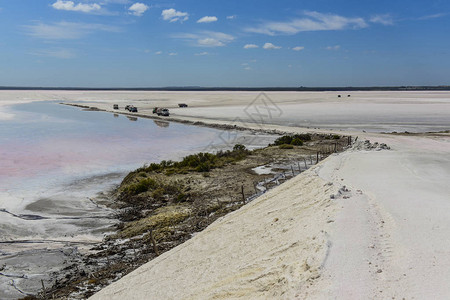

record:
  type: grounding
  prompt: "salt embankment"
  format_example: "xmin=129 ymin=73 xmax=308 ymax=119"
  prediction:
xmin=90 ymin=163 xmax=340 ymax=299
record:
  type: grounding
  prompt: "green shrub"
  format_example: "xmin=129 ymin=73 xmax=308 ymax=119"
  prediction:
xmin=233 ymin=144 xmax=247 ymax=152
xmin=291 ymin=138 xmax=304 ymax=146
xmin=125 ymin=178 xmax=158 ymax=195
xmin=196 ymin=161 xmax=211 ymax=172
xmin=273 ymin=135 xmax=293 ymax=146
xmin=273 ymin=134 xmax=310 ymax=146
xmin=293 ymin=133 xmax=312 ymax=141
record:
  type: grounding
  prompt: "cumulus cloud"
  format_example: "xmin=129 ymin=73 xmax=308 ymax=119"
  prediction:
xmin=155 ymin=51 xmax=162 ymax=55
xmin=227 ymin=15 xmax=236 ymax=20
xmin=198 ymin=38 xmax=224 ymax=47
xmin=292 ymin=46 xmax=305 ymax=51
xmin=128 ymin=3 xmax=149 ymax=16
xmin=246 ymin=11 xmax=367 ymax=35
xmin=52 ymin=0 xmax=101 ymax=13
xmin=23 ymin=21 xmax=121 ymax=40
xmin=370 ymin=14 xmax=394 ymax=25
xmin=326 ymin=45 xmax=340 ymax=50
xmin=197 ymin=16 xmax=218 ymax=23
xmin=263 ymin=42 xmax=281 ymax=50
xmin=244 ymin=44 xmax=258 ymax=49
xmin=195 ymin=52 xmax=209 ymax=56
xmin=162 ymin=8 xmax=189 ymax=23
xmin=169 ymin=52 xmax=177 ymax=56
xmin=173 ymin=31 xmax=234 ymax=47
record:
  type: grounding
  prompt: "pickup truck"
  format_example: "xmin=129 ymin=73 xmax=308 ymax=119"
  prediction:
xmin=156 ymin=108 xmax=169 ymax=116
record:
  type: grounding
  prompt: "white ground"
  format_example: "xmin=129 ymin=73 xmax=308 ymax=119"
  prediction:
xmin=2 ymin=90 xmax=450 ymax=299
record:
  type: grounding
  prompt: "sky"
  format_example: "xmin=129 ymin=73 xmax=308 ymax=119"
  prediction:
xmin=0 ymin=0 xmax=449 ymax=87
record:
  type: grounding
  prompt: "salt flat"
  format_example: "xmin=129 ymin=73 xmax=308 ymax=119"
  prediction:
xmin=1 ymin=90 xmax=449 ymax=299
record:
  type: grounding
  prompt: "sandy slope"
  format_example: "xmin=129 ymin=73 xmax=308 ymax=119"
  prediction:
xmin=90 ymin=166 xmax=340 ymax=300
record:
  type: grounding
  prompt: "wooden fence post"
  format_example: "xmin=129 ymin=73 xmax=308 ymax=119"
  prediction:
xmin=149 ymin=230 xmax=159 ymax=256
xmin=41 ymin=279 xmax=46 ymax=300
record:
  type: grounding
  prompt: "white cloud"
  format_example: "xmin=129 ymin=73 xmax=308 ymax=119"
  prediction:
xmin=169 ymin=52 xmax=178 ymax=56
xmin=418 ymin=13 xmax=446 ymax=20
xmin=227 ymin=15 xmax=236 ymax=20
xmin=129 ymin=3 xmax=149 ymax=16
xmin=155 ymin=51 xmax=162 ymax=55
xmin=29 ymin=48 xmax=76 ymax=59
xmin=195 ymin=52 xmax=209 ymax=56
xmin=244 ymin=44 xmax=258 ymax=49
xmin=162 ymin=8 xmax=189 ymax=23
xmin=370 ymin=14 xmax=394 ymax=25
xmin=23 ymin=21 xmax=120 ymax=40
xmin=263 ymin=42 xmax=281 ymax=50
xmin=52 ymin=0 xmax=101 ymax=13
xmin=292 ymin=46 xmax=305 ymax=51
xmin=246 ymin=11 xmax=367 ymax=35
xmin=326 ymin=45 xmax=340 ymax=50
xmin=197 ymin=16 xmax=218 ymax=23
xmin=198 ymin=38 xmax=224 ymax=47
xmin=244 ymin=66 xmax=251 ymax=70
xmin=173 ymin=31 xmax=234 ymax=47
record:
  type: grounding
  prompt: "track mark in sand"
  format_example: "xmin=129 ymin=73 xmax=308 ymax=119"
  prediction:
xmin=315 ymin=153 xmax=410 ymax=298
xmin=363 ymin=192 xmax=411 ymax=299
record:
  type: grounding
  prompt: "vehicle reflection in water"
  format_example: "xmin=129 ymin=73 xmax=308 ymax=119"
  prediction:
xmin=127 ymin=116 xmax=138 ymax=121
xmin=113 ymin=114 xmax=119 ymax=118
xmin=154 ymin=120 xmax=170 ymax=128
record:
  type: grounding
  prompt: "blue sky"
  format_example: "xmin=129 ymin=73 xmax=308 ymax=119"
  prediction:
xmin=0 ymin=0 xmax=449 ymax=87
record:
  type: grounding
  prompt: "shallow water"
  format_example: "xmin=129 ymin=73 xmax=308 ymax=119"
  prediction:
xmin=0 ymin=101 xmax=276 ymax=299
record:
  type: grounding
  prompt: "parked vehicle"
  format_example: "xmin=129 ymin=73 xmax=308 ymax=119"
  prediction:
xmin=157 ymin=108 xmax=169 ymax=116
xmin=113 ymin=104 xmax=119 ymax=109
xmin=178 ymin=103 xmax=188 ymax=108
xmin=124 ymin=105 xmax=137 ymax=112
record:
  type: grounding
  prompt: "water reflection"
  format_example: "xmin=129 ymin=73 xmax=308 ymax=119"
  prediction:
xmin=154 ymin=120 xmax=170 ymax=128
xmin=127 ymin=116 xmax=138 ymax=121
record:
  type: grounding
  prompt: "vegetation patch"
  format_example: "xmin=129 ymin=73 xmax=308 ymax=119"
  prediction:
xmin=125 ymin=144 xmax=250 ymax=178
xmin=272 ymin=134 xmax=312 ymax=146
xmin=279 ymin=144 xmax=294 ymax=149
xmin=114 ymin=204 xmax=192 ymax=239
